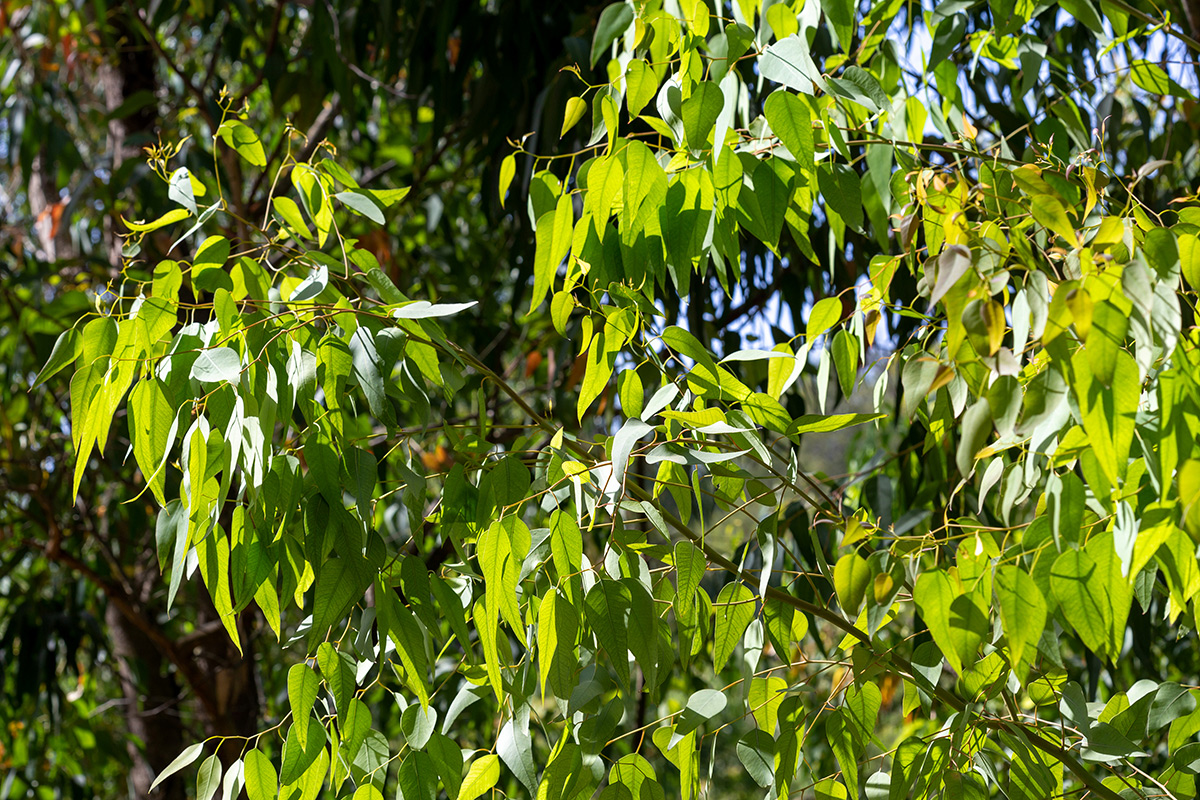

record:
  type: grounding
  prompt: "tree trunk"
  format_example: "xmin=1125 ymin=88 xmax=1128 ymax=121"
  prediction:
xmin=105 ymin=602 xmax=187 ymax=800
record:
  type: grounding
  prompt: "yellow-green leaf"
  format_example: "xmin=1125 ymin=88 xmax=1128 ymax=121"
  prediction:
xmin=561 ymin=96 xmax=588 ymax=138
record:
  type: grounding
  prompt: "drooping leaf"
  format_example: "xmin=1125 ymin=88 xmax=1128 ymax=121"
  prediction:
xmin=150 ymin=743 xmax=205 ymax=792
xmin=713 ymin=582 xmax=755 ymax=672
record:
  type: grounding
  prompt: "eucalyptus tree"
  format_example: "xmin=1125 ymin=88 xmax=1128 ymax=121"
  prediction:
xmin=20 ymin=0 xmax=1200 ymax=799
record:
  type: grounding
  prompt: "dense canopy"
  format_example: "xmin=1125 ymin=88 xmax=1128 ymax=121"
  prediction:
xmin=5 ymin=1 xmax=1200 ymax=800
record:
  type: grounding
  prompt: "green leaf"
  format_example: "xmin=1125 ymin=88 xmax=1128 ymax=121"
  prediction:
xmin=475 ymin=596 xmax=505 ymax=703
xmin=217 ymin=119 xmax=267 ymax=167
xmin=585 ymin=579 xmax=632 ymax=687
xmin=610 ymin=754 xmax=661 ymax=800
xmin=538 ymin=588 xmax=580 ymax=699
xmin=34 ymin=327 xmax=82 ymax=387
xmin=736 ymin=158 xmax=788 ymax=249
xmin=531 ymin=194 xmax=573 ymax=313
xmin=550 ymin=508 xmax=583 ymax=579
xmin=674 ymin=540 xmax=706 ymax=622
xmin=190 ymin=346 xmax=241 ymax=383
xmin=788 ymin=413 xmax=883 ymax=435
xmin=243 ymin=750 xmax=277 ymax=800
xmin=317 ymin=157 xmax=358 ymax=188
xmin=341 ymin=699 xmax=372 ymax=763
xmin=814 ymin=778 xmax=850 ymax=800
xmin=827 ymin=66 xmax=888 ymax=112
xmin=499 ymin=154 xmax=517 ymax=207
xmin=273 ymin=196 xmax=313 ymax=239
xmin=287 ymin=663 xmax=320 ymax=746
xmin=661 ymin=325 xmax=717 ymax=371
xmin=151 ymin=743 xmax=204 ymax=792
xmin=1050 ymin=548 xmax=1111 ymax=656
xmin=426 ymin=733 xmax=464 ymax=799
xmin=400 ymin=704 xmax=438 ymax=751
xmin=335 ymin=190 xmax=385 ymax=224
xmin=929 ymin=244 xmax=972 ymax=307
xmin=578 ymin=328 xmax=620 ymax=421
xmin=831 ymin=329 xmax=857 ymax=397
xmin=763 ymin=90 xmax=814 ymax=170
xmin=193 ymin=236 xmax=229 ymax=273
xmin=551 ymin=291 xmax=574 ymax=335
xmin=169 ymin=167 xmax=199 ymax=215
xmin=913 ymin=569 xmax=985 ymax=674
xmin=611 ymin=418 xmax=653 ymax=492
xmin=737 ymin=730 xmax=776 ymax=788
xmin=1030 ymin=194 xmax=1077 ymax=244
xmin=826 ymin=711 xmax=858 ymax=797
xmin=397 ymin=751 xmax=438 ymax=800
xmin=818 ymin=163 xmax=864 ymax=231
xmin=1178 ymin=231 xmax=1200 ymax=289
xmin=713 ymin=582 xmax=755 ymax=672
xmin=309 ymin=557 xmax=369 ymax=650
xmin=1130 ymin=59 xmax=1191 ymax=98
xmin=760 ymin=34 xmax=826 ymax=93
xmin=743 ymin=392 xmax=791 ymax=434
xmin=289 ymin=262 xmax=329 ymax=304
xmin=391 ymin=300 xmax=477 ymax=319
xmin=749 ymin=677 xmax=787 ymax=733
xmin=820 ymin=0 xmax=855 ymax=51
xmin=956 ymin=399 xmax=992 ymax=478
xmin=562 ymin=97 xmax=588 ymax=138
xmin=844 ymin=683 xmax=882 ymax=743
xmin=591 ymin=3 xmax=634 ymax=67
xmin=1072 ymin=347 xmax=1138 ymax=486
xmin=681 ymin=689 xmax=727 ymax=734
xmin=617 ymin=368 xmax=644 ymax=418
xmin=478 ymin=516 xmax=532 ymax=635
xmin=498 ymin=713 xmax=538 ymax=794
xmin=686 ymin=690 xmax=720 ymax=719
xmin=928 ymin=14 xmax=967 ymax=70
xmin=807 ymin=297 xmax=842 ymax=340
xmin=625 ymin=59 xmax=658 ymax=117
xmin=994 ymin=566 xmax=1046 ymax=676
xmin=367 ymin=187 xmax=410 ymax=208
xmin=583 ymin=154 xmax=624 ymax=235
xmin=197 ymin=755 xmax=222 ymax=800
xmin=834 ymin=553 xmax=871 ymax=614
xmin=459 ymin=755 xmax=501 ymax=800
xmin=681 ymin=81 xmax=723 ymax=150
xmin=293 ymin=165 xmax=332 ymax=247
xmin=128 ymin=378 xmax=175 ymax=505
xmin=317 ymin=643 xmax=357 ymax=731
xmin=626 ymin=579 xmax=660 ymax=690
xmin=279 ymin=717 xmax=326 ymax=785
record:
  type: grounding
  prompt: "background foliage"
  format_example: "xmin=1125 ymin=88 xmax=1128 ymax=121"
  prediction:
xmin=6 ymin=0 xmax=1200 ymax=799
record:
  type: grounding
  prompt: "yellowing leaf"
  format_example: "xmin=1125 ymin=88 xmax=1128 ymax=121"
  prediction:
xmin=122 ymin=208 xmax=191 ymax=233
xmin=499 ymin=153 xmax=516 ymax=207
